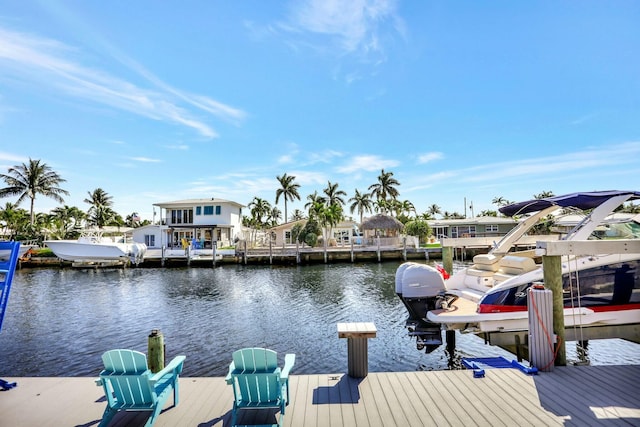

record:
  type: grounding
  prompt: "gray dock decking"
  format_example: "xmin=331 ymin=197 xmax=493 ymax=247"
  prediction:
xmin=1 ymin=365 xmax=638 ymax=426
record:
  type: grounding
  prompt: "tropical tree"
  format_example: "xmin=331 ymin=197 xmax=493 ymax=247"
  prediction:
xmin=289 ymin=209 xmax=306 ymax=221
xmin=368 ymin=169 xmax=400 ymax=214
xmin=84 ymin=188 xmax=118 ymax=228
xmin=479 ymin=210 xmax=498 ymax=217
xmin=322 ymin=181 xmax=347 ymax=207
xmin=275 ymin=173 xmax=301 ymax=223
xmin=534 ymin=191 xmax=555 ymax=199
xmin=304 ymin=191 xmax=324 ymax=216
xmin=269 ymin=206 xmax=282 ymax=227
xmin=348 ymin=189 xmax=373 ymax=226
xmin=491 ymin=196 xmax=513 ymax=207
xmin=404 ymin=219 xmax=431 ymax=245
xmin=0 ymin=202 xmax=30 ymax=239
xmin=50 ymin=205 xmax=86 ymax=238
xmin=427 ymin=203 xmax=441 ymax=218
xmin=0 ymin=158 xmax=69 ymax=224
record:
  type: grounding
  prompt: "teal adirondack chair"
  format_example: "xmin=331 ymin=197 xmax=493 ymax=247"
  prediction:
xmin=96 ymin=349 xmax=186 ymax=427
xmin=225 ymin=348 xmax=295 ymax=427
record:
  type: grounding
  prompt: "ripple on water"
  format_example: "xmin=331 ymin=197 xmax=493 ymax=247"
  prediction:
xmin=0 ymin=263 xmax=638 ymax=377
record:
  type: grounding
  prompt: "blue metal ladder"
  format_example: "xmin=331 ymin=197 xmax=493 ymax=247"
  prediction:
xmin=0 ymin=241 xmax=21 ymax=390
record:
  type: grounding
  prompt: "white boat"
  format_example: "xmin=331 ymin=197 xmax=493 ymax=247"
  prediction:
xmin=44 ymin=231 xmax=147 ymax=264
xmin=396 ymin=190 xmax=640 ymax=353
xmin=0 ymin=241 xmax=38 ymax=260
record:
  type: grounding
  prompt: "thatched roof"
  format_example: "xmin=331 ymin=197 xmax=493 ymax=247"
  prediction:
xmin=360 ymin=214 xmax=404 ymax=230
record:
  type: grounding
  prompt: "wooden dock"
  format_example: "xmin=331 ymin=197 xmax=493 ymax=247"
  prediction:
xmin=1 ymin=365 xmax=638 ymax=426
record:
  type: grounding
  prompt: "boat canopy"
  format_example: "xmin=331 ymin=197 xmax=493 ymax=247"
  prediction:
xmin=499 ymin=191 xmax=640 ymax=217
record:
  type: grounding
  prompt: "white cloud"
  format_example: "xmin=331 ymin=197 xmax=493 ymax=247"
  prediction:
xmin=335 ymin=154 xmax=400 ymax=173
xmin=289 ymin=0 xmax=399 ymax=54
xmin=0 ymin=26 xmax=246 ymax=138
xmin=417 ymin=152 xmax=444 ymax=164
xmin=129 ymin=157 xmax=162 ymax=163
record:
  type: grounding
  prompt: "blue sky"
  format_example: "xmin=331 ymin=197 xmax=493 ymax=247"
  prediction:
xmin=1 ymin=1 xmax=639 ymax=221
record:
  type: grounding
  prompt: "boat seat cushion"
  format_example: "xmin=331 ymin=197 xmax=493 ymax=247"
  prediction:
xmin=466 ymin=268 xmax=495 ymax=277
xmin=472 ymin=254 xmax=501 ymax=272
xmin=498 ymin=256 xmax=537 ymax=275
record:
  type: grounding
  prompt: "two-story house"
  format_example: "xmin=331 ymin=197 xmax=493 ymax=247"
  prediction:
xmin=132 ymin=198 xmax=244 ymax=249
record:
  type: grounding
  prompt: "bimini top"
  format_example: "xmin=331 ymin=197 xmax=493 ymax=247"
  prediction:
xmin=499 ymin=190 xmax=640 ymax=217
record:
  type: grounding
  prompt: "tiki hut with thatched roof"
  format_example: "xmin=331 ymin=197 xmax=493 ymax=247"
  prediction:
xmin=360 ymin=214 xmax=404 ymax=243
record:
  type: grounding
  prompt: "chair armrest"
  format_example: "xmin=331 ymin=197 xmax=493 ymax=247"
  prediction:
xmin=150 ymin=355 xmax=186 ymax=383
xmin=224 ymin=361 xmax=235 ymax=384
xmin=281 ymin=353 xmax=296 ymax=379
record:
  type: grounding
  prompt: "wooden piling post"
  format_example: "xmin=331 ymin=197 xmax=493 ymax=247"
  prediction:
xmin=442 ymin=246 xmax=453 ymax=276
xmin=148 ymin=329 xmax=165 ymax=373
xmin=402 ymin=237 xmax=407 ymax=261
xmin=542 ymin=255 xmax=566 ymax=366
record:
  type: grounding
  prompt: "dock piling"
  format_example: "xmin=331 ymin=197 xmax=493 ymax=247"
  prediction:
xmin=148 ymin=329 xmax=165 ymax=373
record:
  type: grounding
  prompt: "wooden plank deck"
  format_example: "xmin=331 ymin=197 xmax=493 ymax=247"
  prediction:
xmin=1 ymin=365 xmax=638 ymax=426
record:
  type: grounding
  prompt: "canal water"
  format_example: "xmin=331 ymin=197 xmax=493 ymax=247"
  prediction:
xmin=1 ymin=261 xmax=638 ymax=377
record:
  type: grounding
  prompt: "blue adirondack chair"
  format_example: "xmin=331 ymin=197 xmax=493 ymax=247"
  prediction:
xmin=96 ymin=349 xmax=186 ymax=427
xmin=225 ymin=347 xmax=295 ymax=427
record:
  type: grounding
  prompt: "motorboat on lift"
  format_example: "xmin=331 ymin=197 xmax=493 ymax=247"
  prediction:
xmin=396 ymin=190 xmax=640 ymax=353
xmin=44 ymin=230 xmax=147 ymax=264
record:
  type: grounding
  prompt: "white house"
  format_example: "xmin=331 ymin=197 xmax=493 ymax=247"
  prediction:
xmin=269 ymin=218 xmax=362 ymax=247
xmin=132 ymin=198 xmax=245 ymax=249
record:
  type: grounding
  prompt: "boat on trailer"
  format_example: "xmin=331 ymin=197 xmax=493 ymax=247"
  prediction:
xmin=396 ymin=190 xmax=640 ymax=354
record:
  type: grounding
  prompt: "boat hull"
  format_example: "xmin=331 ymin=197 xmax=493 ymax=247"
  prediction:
xmin=44 ymin=240 xmax=146 ymax=262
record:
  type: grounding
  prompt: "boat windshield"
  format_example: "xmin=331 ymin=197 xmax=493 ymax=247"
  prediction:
xmin=591 ymin=219 xmax=640 ymax=240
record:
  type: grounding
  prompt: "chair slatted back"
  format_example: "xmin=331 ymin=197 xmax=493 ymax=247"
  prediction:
xmin=231 ymin=348 xmax=281 ymax=406
xmin=101 ymin=349 xmax=155 ymax=408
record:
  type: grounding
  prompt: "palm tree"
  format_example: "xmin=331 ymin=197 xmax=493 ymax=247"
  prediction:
xmin=269 ymin=206 xmax=282 ymax=227
xmin=290 ymin=209 xmax=306 ymax=221
xmin=491 ymin=196 xmax=512 ymax=207
xmin=304 ymin=191 xmax=323 ymax=211
xmin=0 ymin=158 xmax=69 ymax=225
xmin=50 ymin=205 xmax=86 ymax=237
xmin=427 ymin=204 xmax=441 ymax=218
xmin=348 ymin=189 xmax=373 ymax=225
xmin=534 ymin=191 xmax=555 ymax=199
xmin=0 ymin=202 xmax=30 ymax=239
xmin=368 ymin=169 xmax=400 ymax=214
xmin=84 ymin=188 xmax=117 ymax=228
xmin=322 ymin=181 xmax=346 ymax=207
xmin=275 ymin=173 xmax=301 ymax=223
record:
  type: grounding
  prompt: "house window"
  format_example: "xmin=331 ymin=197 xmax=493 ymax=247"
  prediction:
xmin=485 ymin=225 xmax=499 ymax=232
xmin=204 ymin=206 xmax=214 ymax=215
xmin=183 ymin=209 xmax=193 ymax=223
xmin=215 ymin=205 xmax=221 ymax=215
xmin=170 ymin=209 xmax=193 ymax=224
xmin=171 ymin=210 xmax=181 ymax=224
xmin=144 ymin=234 xmax=155 ymax=246
xmin=196 ymin=206 xmax=202 ymax=215
xmin=285 ymin=231 xmax=292 ymax=244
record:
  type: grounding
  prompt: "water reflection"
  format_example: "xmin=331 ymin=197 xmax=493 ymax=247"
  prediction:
xmin=0 ymin=262 xmax=638 ymax=378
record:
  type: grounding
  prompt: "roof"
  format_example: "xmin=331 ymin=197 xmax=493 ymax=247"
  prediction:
xmin=269 ymin=219 xmax=358 ymax=231
xmin=499 ymin=191 xmax=640 ymax=217
xmin=428 ymin=216 xmax=517 ymax=227
xmin=361 ymin=214 xmax=404 ymax=230
xmin=153 ymin=198 xmax=245 ymax=208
